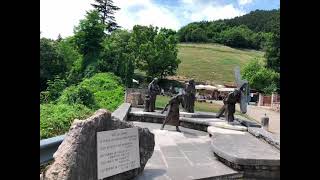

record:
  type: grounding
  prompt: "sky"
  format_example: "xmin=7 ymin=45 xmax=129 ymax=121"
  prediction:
xmin=40 ymin=0 xmax=279 ymax=39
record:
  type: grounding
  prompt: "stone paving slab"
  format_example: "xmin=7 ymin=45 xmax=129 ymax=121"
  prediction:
xmin=210 ymin=129 xmax=280 ymax=166
xmin=132 ymin=121 xmax=242 ymax=180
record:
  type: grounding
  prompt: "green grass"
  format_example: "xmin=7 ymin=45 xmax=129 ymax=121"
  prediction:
xmin=40 ymin=103 xmax=94 ymax=139
xmin=176 ymin=43 xmax=264 ymax=84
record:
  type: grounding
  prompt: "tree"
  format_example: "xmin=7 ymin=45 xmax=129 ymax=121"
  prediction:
xmin=98 ymin=30 xmax=135 ymax=87
xmin=264 ymin=33 xmax=280 ymax=72
xmin=40 ymin=38 xmax=67 ymax=91
xmin=56 ymin=34 xmax=63 ymax=42
xmin=91 ymin=0 xmax=120 ymax=33
xmin=130 ymin=25 xmax=181 ymax=79
xmin=242 ymin=59 xmax=279 ymax=94
xmin=57 ymin=37 xmax=84 ymax=85
xmin=73 ymin=10 xmax=106 ymax=75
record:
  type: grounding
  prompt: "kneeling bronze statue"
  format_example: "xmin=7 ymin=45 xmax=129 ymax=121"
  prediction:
xmin=160 ymin=94 xmax=184 ymax=132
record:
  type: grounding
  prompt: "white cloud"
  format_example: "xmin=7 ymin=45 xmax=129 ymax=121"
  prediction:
xmin=181 ymin=1 xmax=245 ymax=22
xmin=40 ymin=0 xmax=246 ymax=39
xmin=40 ymin=0 xmax=94 ymax=39
xmin=238 ymin=0 xmax=254 ymax=6
xmin=114 ymin=0 xmax=181 ymax=31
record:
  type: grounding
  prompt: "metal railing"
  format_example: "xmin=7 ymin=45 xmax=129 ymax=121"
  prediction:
xmin=40 ymin=135 xmax=65 ymax=165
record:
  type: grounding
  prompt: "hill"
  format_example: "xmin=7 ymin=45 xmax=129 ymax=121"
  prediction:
xmin=172 ymin=43 xmax=264 ymax=85
xmin=223 ymin=9 xmax=280 ymax=33
xmin=177 ymin=9 xmax=279 ymax=50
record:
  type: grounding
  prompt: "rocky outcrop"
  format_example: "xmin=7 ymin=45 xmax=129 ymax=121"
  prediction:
xmin=42 ymin=109 xmax=155 ymax=180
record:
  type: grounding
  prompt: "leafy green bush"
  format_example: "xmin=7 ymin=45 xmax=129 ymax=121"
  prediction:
xmin=40 ymin=103 xmax=93 ymax=139
xmin=45 ymin=76 xmax=67 ymax=102
xmin=58 ymin=85 xmax=96 ymax=108
xmin=41 ymin=73 xmax=125 ymax=139
xmin=242 ymin=59 xmax=279 ymax=94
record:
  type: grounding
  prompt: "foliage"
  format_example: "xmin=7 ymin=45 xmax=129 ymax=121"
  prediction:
xmin=241 ymin=59 xmax=279 ymax=94
xmin=58 ymin=85 xmax=96 ymax=108
xmin=40 ymin=103 xmax=93 ymax=139
xmin=73 ymin=10 xmax=105 ymax=73
xmin=98 ymin=30 xmax=135 ymax=87
xmin=91 ymin=0 xmax=120 ymax=33
xmin=225 ymin=9 xmax=280 ymax=33
xmin=130 ymin=25 xmax=181 ymax=79
xmin=40 ymin=38 xmax=67 ymax=91
xmin=264 ymin=33 xmax=280 ymax=72
xmin=220 ymin=25 xmax=254 ymax=48
xmin=58 ymin=73 xmax=124 ymax=111
xmin=41 ymin=73 xmax=125 ymax=139
xmin=177 ymin=9 xmax=280 ymax=50
xmin=45 ymin=76 xmax=67 ymax=102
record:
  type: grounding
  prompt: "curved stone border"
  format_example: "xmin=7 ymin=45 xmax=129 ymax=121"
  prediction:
xmin=248 ymin=127 xmax=280 ymax=150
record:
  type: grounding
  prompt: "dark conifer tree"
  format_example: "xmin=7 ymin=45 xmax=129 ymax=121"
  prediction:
xmin=91 ymin=0 xmax=120 ymax=33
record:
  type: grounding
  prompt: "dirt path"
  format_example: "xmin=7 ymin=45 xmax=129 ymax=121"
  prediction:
xmin=212 ymin=101 xmax=280 ymax=135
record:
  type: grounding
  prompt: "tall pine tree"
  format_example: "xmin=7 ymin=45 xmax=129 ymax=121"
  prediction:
xmin=91 ymin=0 xmax=120 ymax=33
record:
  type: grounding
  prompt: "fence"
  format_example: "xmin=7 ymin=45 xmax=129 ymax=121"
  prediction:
xmin=258 ymin=93 xmax=280 ymax=112
xmin=40 ymin=135 xmax=65 ymax=165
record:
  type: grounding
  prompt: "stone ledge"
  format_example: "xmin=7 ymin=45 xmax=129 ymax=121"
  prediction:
xmin=248 ymin=127 xmax=280 ymax=150
xmin=235 ymin=118 xmax=261 ymax=128
xmin=209 ymin=122 xmax=247 ymax=131
xmin=111 ymin=103 xmax=131 ymax=121
xmin=211 ymin=132 xmax=280 ymax=167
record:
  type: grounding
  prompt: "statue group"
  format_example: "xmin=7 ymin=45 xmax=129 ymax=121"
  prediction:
xmin=145 ymin=67 xmax=249 ymax=132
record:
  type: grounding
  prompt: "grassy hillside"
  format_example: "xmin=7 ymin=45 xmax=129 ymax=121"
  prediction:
xmin=175 ymin=43 xmax=264 ymax=84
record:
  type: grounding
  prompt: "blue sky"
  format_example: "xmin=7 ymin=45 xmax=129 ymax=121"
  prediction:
xmin=40 ymin=0 xmax=279 ymax=39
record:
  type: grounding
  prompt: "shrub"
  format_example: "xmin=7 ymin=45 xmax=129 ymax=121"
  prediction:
xmin=40 ymin=103 xmax=93 ymax=139
xmin=58 ymin=86 xmax=96 ymax=108
xmin=45 ymin=76 xmax=67 ymax=102
xmin=41 ymin=73 xmax=125 ymax=139
xmin=242 ymin=58 xmax=279 ymax=94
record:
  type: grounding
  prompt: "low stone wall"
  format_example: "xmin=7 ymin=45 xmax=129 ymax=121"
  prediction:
xmin=125 ymin=88 xmax=147 ymax=106
xmin=127 ymin=112 xmax=210 ymax=132
xmin=215 ymin=154 xmax=280 ymax=179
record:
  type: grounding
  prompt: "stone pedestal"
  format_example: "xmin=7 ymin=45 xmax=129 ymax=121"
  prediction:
xmin=127 ymin=92 xmax=142 ymax=107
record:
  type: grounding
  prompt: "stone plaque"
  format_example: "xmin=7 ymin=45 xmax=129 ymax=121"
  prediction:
xmin=97 ymin=128 xmax=140 ymax=179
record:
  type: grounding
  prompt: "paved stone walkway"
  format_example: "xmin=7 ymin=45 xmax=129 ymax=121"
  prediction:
xmin=212 ymin=101 xmax=280 ymax=134
xmin=133 ymin=122 xmax=241 ymax=180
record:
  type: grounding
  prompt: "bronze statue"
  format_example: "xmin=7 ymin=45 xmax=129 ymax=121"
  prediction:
xmin=215 ymin=66 xmax=250 ymax=123
xmin=215 ymin=89 xmax=241 ymax=123
xmin=160 ymin=94 xmax=184 ymax=132
xmin=183 ymin=80 xmax=196 ymax=113
xmin=147 ymin=78 xmax=160 ymax=112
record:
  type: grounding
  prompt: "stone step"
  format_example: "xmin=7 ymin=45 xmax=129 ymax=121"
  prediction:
xmin=209 ymin=126 xmax=280 ymax=179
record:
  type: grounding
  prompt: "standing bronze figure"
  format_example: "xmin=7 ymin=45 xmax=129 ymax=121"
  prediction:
xmin=147 ymin=78 xmax=160 ymax=112
xmin=215 ymin=89 xmax=241 ymax=123
xmin=183 ymin=80 xmax=196 ymax=113
xmin=160 ymin=94 xmax=184 ymax=132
